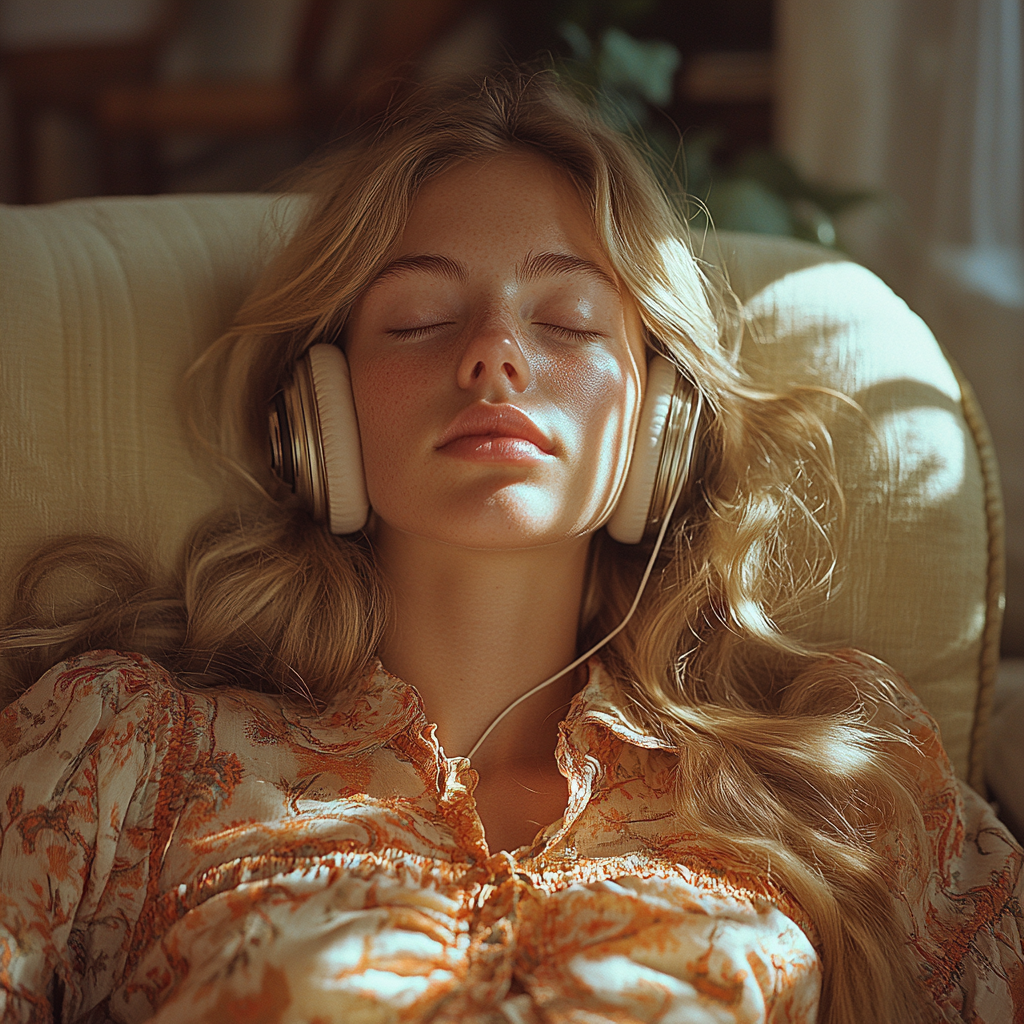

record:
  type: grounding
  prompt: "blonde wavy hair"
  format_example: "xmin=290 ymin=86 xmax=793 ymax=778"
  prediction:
xmin=2 ymin=71 xmax=929 ymax=1022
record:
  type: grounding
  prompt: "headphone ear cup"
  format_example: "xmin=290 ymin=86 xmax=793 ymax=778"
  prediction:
xmin=606 ymin=355 xmax=701 ymax=545
xmin=306 ymin=345 xmax=369 ymax=534
xmin=268 ymin=344 xmax=369 ymax=534
xmin=606 ymin=356 xmax=678 ymax=544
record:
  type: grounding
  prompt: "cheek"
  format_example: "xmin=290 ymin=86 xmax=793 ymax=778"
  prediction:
xmin=547 ymin=347 xmax=640 ymax=532
xmin=553 ymin=348 xmax=637 ymax=445
xmin=348 ymin=354 xmax=426 ymax=484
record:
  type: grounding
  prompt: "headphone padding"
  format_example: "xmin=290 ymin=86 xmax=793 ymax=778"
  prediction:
xmin=306 ymin=344 xmax=369 ymax=534
xmin=606 ymin=355 xmax=677 ymax=544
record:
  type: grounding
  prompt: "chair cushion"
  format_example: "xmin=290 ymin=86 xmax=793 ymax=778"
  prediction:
xmin=0 ymin=194 xmax=290 ymax=578
xmin=715 ymin=232 xmax=996 ymax=784
xmin=0 ymin=198 xmax=997 ymax=781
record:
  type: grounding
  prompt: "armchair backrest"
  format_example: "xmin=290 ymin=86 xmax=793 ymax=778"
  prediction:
xmin=0 ymin=195 xmax=1002 ymax=785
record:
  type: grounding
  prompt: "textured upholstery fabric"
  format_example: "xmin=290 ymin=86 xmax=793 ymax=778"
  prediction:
xmin=714 ymin=232 xmax=998 ymax=785
xmin=0 ymin=195 xmax=287 ymax=575
xmin=0 ymin=196 xmax=1000 ymax=781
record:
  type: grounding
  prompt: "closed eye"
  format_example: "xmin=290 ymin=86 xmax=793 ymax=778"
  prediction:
xmin=386 ymin=322 xmax=456 ymax=338
xmin=536 ymin=323 xmax=605 ymax=341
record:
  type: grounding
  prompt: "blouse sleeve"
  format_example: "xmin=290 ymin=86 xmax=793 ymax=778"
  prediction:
xmin=0 ymin=651 xmax=176 ymax=1022
xmin=870 ymin=660 xmax=1024 ymax=1021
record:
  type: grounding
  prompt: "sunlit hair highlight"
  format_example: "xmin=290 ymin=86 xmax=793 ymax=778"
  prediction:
xmin=1 ymin=70 xmax=930 ymax=1023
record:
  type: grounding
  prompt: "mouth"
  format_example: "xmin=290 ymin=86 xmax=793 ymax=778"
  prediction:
xmin=435 ymin=404 xmax=555 ymax=461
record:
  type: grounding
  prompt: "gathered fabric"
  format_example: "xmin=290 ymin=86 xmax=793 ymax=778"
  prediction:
xmin=0 ymin=650 xmax=1019 ymax=1023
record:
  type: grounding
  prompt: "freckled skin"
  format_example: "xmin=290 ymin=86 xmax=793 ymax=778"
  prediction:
xmin=344 ymin=151 xmax=649 ymax=848
xmin=345 ymin=151 xmax=648 ymax=550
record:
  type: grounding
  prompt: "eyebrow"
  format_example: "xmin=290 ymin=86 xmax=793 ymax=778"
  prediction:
xmin=368 ymin=250 xmax=619 ymax=293
xmin=517 ymin=250 xmax=620 ymax=294
xmin=370 ymin=253 xmax=467 ymax=284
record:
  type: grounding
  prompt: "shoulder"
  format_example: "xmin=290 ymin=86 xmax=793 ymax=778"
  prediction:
xmin=821 ymin=651 xmax=1024 ymax=1017
xmin=9 ymin=648 xmax=179 ymax=705
xmin=0 ymin=650 xmax=213 ymax=765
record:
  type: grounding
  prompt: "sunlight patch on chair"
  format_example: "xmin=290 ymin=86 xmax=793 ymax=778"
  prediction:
xmin=878 ymin=406 xmax=967 ymax=504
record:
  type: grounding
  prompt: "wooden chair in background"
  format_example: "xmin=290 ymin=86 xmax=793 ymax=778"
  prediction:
xmin=0 ymin=2 xmax=185 ymax=203
xmin=1 ymin=0 xmax=473 ymax=202
xmin=94 ymin=0 xmax=472 ymax=195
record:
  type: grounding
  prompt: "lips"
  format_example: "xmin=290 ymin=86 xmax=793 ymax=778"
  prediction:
xmin=435 ymin=403 xmax=555 ymax=459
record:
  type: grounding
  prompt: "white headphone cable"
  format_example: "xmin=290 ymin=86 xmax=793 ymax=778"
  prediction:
xmin=465 ymin=392 xmax=702 ymax=761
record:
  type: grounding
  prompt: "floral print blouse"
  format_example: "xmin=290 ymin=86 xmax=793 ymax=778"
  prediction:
xmin=0 ymin=649 xmax=1020 ymax=1023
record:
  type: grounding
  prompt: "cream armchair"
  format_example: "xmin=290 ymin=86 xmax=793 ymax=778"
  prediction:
xmin=0 ymin=194 xmax=1003 ymax=788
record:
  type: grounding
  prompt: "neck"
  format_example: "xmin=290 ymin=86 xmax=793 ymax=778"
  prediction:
xmin=373 ymin=522 xmax=592 ymax=765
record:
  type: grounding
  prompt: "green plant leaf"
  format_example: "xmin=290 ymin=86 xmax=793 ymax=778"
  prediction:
xmin=559 ymin=21 xmax=593 ymax=61
xmin=598 ymin=27 xmax=680 ymax=106
xmin=707 ymin=179 xmax=793 ymax=235
xmin=733 ymin=149 xmax=878 ymax=214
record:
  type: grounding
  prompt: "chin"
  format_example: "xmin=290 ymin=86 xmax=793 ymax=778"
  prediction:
xmin=378 ymin=493 xmax=604 ymax=551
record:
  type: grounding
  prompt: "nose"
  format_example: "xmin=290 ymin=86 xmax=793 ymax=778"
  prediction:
xmin=456 ymin=320 xmax=531 ymax=394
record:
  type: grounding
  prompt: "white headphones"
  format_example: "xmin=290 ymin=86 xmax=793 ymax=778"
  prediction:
xmin=269 ymin=344 xmax=702 ymax=544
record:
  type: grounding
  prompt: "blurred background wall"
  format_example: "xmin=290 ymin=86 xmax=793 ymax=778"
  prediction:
xmin=0 ymin=1 xmax=775 ymax=204
xmin=1 ymin=0 xmax=1021 ymax=657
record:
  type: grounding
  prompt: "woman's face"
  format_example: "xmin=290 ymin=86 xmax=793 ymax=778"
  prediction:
xmin=345 ymin=149 xmax=647 ymax=550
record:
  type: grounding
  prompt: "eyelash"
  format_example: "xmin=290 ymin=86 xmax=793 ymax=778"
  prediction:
xmin=385 ymin=323 xmax=603 ymax=341
xmin=537 ymin=323 xmax=603 ymax=342
xmin=386 ymin=322 xmax=455 ymax=338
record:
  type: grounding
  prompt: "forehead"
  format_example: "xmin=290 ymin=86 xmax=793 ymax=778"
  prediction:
xmin=396 ymin=150 xmax=608 ymax=268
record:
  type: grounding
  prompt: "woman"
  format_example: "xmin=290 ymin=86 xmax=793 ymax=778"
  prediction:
xmin=0 ymin=72 xmax=1020 ymax=1024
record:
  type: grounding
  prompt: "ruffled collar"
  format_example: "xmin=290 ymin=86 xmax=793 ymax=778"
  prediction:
xmin=227 ymin=657 xmax=676 ymax=764
xmin=561 ymin=660 xmax=678 ymax=752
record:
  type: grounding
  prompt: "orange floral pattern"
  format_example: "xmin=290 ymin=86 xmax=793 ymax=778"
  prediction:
xmin=0 ymin=650 xmax=1019 ymax=1022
